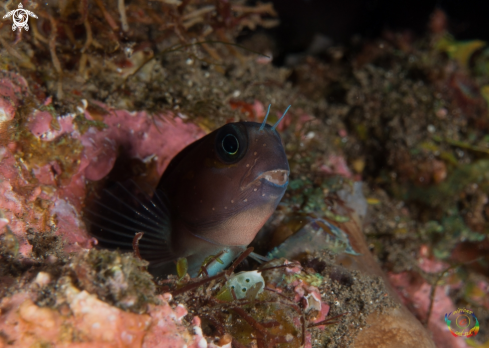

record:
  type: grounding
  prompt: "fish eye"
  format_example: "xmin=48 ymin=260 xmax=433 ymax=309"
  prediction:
xmin=222 ymin=134 xmax=239 ymax=155
xmin=215 ymin=123 xmax=248 ymax=164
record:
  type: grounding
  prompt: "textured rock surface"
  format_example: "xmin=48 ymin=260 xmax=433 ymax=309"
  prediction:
xmin=335 ymin=215 xmax=436 ymax=348
xmin=0 ymin=71 xmax=205 ymax=257
xmin=0 ymin=279 xmax=199 ymax=348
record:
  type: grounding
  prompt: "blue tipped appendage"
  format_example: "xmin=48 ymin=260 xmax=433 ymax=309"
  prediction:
xmin=259 ymin=104 xmax=292 ymax=131
xmin=259 ymin=104 xmax=271 ymax=131
xmin=272 ymin=105 xmax=291 ymax=130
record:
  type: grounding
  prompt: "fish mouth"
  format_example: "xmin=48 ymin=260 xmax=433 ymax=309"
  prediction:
xmin=255 ymin=169 xmax=289 ymax=187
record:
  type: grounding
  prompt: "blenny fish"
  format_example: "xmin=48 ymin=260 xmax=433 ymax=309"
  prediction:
xmin=85 ymin=105 xmax=291 ymax=277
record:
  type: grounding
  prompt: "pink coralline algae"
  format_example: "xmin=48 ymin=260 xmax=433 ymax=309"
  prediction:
xmin=0 ymin=71 xmax=209 ymax=347
xmin=318 ymin=154 xmax=353 ymax=179
xmin=0 ymin=73 xmax=28 ymax=126
xmin=76 ymin=106 xmax=205 ymax=182
xmin=0 ymin=277 xmax=203 ymax=348
xmin=388 ymin=245 xmax=470 ymax=348
xmin=260 ymin=259 xmax=331 ymax=348
xmin=0 ymin=72 xmax=205 ymax=256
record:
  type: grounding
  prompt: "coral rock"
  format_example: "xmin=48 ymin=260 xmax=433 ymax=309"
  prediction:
xmin=0 ymin=278 xmax=198 ymax=348
xmin=335 ymin=215 xmax=436 ymax=348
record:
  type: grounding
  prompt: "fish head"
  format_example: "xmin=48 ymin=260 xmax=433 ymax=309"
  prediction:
xmin=159 ymin=121 xmax=289 ymax=247
xmin=213 ymin=121 xmax=289 ymax=197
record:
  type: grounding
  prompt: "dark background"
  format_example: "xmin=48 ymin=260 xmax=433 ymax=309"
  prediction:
xmin=244 ymin=0 xmax=489 ymax=64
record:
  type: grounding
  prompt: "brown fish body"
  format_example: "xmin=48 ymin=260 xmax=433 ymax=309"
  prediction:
xmin=157 ymin=121 xmax=289 ymax=275
xmin=86 ymin=120 xmax=289 ymax=277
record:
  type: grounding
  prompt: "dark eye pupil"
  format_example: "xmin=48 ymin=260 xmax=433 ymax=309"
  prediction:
xmin=222 ymin=134 xmax=239 ymax=155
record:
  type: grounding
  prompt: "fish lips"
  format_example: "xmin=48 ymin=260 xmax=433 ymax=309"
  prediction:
xmin=254 ymin=169 xmax=289 ymax=188
xmin=249 ymin=169 xmax=289 ymax=199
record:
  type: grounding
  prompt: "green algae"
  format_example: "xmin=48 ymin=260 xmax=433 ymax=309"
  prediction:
xmin=287 ymin=176 xmax=351 ymax=222
xmin=435 ymin=35 xmax=486 ymax=68
xmin=73 ymin=115 xmax=108 ymax=135
xmin=406 ymin=159 xmax=489 ymax=208
xmin=13 ymin=130 xmax=83 ymax=185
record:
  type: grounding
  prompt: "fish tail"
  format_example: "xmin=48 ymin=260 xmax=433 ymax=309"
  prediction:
xmin=83 ymin=180 xmax=177 ymax=268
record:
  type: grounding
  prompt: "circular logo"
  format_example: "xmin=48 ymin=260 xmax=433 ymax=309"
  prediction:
xmin=13 ymin=9 xmax=29 ymax=27
xmin=2 ymin=3 xmax=38 ymax=32
xmin=445 ymin=308 xmax=479 ymax=337
xmin=456 ymin=315 xmax=470 ymax=329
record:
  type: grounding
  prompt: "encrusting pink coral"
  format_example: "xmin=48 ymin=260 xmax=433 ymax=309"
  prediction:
xmin=0 ymin=276 xmax=205 ymax=348
xmin=0 ymin=71 xmax=223 ymax=348
xmin=0 ymin=71 xmax=205 ymax=256
xmin=0 ymin=72 xmax=28 ymax=127
xmin=388 ymin=245 xmax=470 ymax=348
